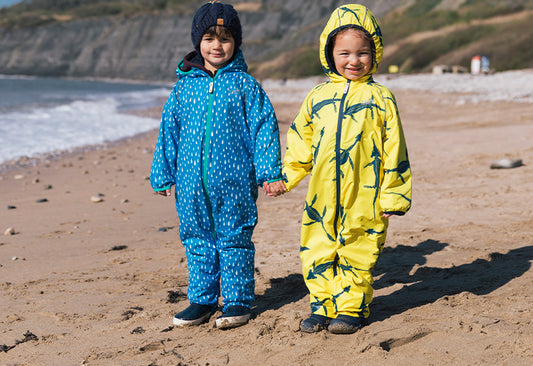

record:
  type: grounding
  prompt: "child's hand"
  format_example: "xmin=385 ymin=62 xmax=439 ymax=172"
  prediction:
xmin=156 ymin=189 xmax=171 ymax=197
xmin=269 ymin=181 xmax=286 ymax=196
xmin=262 ymin=181 xmax=286 ymax=197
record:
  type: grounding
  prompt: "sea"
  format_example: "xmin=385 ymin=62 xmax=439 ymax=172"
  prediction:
xmin=0 ymin=75 xmax=171 ymax=165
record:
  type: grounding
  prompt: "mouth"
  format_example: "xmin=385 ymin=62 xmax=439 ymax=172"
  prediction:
xmin=347 ymin=66 xmax=363 ymax=73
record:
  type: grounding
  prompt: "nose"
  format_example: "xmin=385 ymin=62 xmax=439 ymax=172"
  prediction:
xmin=348 ymin=54 xmax=360 ymax=65
xmin=212 ymin=39 xmax=222 ymax=49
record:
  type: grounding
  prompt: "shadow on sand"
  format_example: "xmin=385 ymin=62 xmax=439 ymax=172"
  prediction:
xmin=251 ymin=240 xmax=532 ymax=322
xmin=372 ymin=240 xmax=533 ymax=322
xmin=254 ymin=273 xmax=308 ymax=315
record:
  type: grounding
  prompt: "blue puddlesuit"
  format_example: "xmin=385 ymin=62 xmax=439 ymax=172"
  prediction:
xmin=150 ymin=50 xmax=282 ymax=310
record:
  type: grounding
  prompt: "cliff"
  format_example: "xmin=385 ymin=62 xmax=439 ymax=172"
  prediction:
xmin=0 ymin=0 xmax=404 ymax=81
xmin=1 ymin=0 xmax=532 ymax=80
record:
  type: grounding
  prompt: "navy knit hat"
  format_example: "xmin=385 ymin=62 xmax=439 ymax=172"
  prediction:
xmin=191 ymin=1 xmax=242 ymax=54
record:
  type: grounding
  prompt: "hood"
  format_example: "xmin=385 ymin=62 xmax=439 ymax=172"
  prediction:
xmin=319 ymin=4 xmax=383 ymax=83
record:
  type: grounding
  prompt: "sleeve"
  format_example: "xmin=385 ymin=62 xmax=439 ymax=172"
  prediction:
xmin=282 ymin=91 xmax=314 ymax=192
xmin=150 ymin=87 xmax=180 ymax=191
xmin=246 ymin=81 xmax=283 ymax=186
xmin=380 ymin=91 xmax=412 ymax=215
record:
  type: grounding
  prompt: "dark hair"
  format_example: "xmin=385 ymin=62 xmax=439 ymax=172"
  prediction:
xmin=203 ymin=25 xmax=234 ymax=40
xmin=325 ymin=26 xmax=376 ymax=75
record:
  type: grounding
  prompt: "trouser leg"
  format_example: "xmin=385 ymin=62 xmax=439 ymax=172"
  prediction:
xmin=301 ymin=231 xmax=384 ymax=318
xmin=217 ymin=227 xmax=255 ymax=311
xmin=332 ymin=234 xmax=384 ymax=318
xmin=184 ymin=237 xmax=220 ymax=307
xmin=301 ymin=235 xmax=337 ymax=318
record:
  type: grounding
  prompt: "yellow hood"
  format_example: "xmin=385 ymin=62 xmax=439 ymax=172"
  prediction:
xmin=319 ymin=4 xmax=383 ymax=82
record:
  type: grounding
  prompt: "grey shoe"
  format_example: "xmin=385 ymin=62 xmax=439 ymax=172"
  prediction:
xmin=300 ymin=314 xmax=331 ymax=333
xmin=215 ymin=305 xmax=251 ymax=329
xmin=327 ymin=314 xmax=364 ymax=334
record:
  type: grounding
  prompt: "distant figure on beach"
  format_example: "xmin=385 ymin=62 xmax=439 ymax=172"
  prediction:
xmin=150 ymin=1 xmax=284 ymax=330
xmin=268 ymin=4 xmax=412 ymax=334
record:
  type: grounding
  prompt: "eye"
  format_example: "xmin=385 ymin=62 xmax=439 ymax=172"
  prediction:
xmin=221 ymin=35 xmax=234 ymax=43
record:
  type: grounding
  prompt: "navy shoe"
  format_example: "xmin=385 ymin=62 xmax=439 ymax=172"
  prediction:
xmin=327 ymin=314 xmax=364 ymax=334
xmin=300 ymin=314 xmax=330 ymax=333
xmin=173 ymin=303 xmax=214 ymax=326
xmin=215 ymin=305 xmax=251 ymax=329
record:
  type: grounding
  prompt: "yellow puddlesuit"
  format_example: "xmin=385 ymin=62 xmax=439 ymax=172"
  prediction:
xmin=283 ymin=4 xmax=412 ymax=318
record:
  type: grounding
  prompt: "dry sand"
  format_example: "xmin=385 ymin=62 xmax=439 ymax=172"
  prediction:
xmin=1 ymin=74 xmax=533 ymax=365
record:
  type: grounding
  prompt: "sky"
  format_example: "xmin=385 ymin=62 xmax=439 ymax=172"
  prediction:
xmin=0 ymin=0 xmax=22 ymax=8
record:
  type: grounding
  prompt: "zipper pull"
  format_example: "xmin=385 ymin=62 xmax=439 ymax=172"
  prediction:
xmin=343 ymin=80 xmax=351 ymax=95
xmin=208 ymin=81 xmax=214 ymax=94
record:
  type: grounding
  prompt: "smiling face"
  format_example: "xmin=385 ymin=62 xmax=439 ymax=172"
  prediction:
xmin=331 ymin=28 xmax=373 ymax=81
xmin=200 ymin=26 xmax=235 ymax=75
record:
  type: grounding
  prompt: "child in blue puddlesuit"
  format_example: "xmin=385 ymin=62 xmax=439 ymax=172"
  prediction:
xmin=150 ymin=1 xmax=284 ymax=329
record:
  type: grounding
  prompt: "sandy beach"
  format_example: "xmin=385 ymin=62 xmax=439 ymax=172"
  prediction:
xmin=1 ymin=73 xmax=533 ymax=365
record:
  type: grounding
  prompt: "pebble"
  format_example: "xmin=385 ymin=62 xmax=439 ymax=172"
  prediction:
xmin=4 ymin=227 xmax=15 ymax=236
xmin=490 ymin=158 xmax=523 ymax=169
xmin=36 ymin=198 xmax=48 ymax=203
xmin=90 ymin=196 xmax=104 ymax=203
xmin=158 ymin=227 xmax=168 ymax=232
xmin=44 ymin=185 xmax=53 ymax=190
xmin=110 ymin=245 xmax=128 ymax=251
xmin=7 ymin=205 xmax=16 ymax=210
xmin=14 ymin=174 xmax=24 ymax=180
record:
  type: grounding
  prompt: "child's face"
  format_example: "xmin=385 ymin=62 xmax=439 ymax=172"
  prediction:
xmin=200 ymin=27 xmax=235 ymax=74
xmin=332 ymin=29 xmax=373 ymax=81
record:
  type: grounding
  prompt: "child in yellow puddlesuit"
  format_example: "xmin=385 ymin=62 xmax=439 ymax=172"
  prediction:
xmin=282 ymin=4 xmax=412 ymax=334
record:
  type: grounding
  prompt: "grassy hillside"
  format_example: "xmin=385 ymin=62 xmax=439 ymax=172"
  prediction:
xmin=379 ymin=0 xmax=533 ymax=73
xmin=2 ymin=0 xmax=533 ymax=76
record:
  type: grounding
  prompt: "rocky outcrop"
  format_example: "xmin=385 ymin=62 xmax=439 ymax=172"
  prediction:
xmin=0 ymin=0 xmax=404 ymax=81
xmin=0 ymin=15 xmax=192 ymax=80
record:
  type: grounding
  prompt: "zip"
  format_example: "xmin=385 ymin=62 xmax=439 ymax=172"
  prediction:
xmin=202 ymin=78 xmax=216 ymax=236
xmin=333 ymin=80 xmax=351 ymax=238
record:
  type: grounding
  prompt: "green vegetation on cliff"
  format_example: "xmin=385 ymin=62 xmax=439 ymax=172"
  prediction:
xmin=379 ymin=0 xmax=533 ymax=73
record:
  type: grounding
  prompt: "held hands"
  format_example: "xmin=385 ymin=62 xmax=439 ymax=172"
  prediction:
xmin=262 ymin=180 xmax=286 ymax=197
xmin=156 ymin=189 xmax=172 ymax=197
xmin=156 ymin=183 xmax=288 ymax=198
